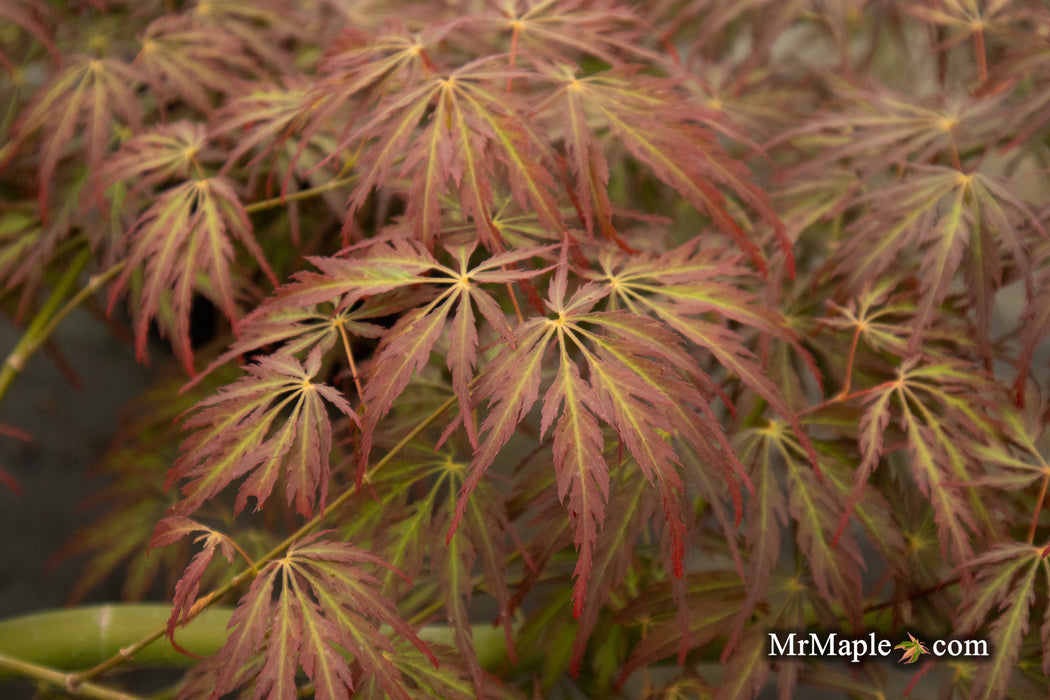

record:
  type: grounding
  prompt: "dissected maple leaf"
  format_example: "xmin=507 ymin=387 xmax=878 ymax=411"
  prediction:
xmin=263 ymin=237 xmax=551 ymax=475
xmin=448 ymin=241 xmax=805 ymax=617
xmin=359 ymin=242 xmax=547 ymax=462
xmin=97 ymin=121 xmax=211 ymax=196
xmin=486 ymin=0 xmax=652 ymax=68
xmin=906 ymin=0 xmax=1036 ymax=62
xmin=967 ymin=404 xmax=1050 ymax=494
xmin=831 ymin=164 xmax=1046 ymax=356
xmin=358 ymin=636 xmax=509 ymax=700
xmin=3 ymin=54 xmax=142 ymax=218
xmin=779 ymin=87 xmax=1008 ymax=180
xmin=187 ymin=0 xmax=308 ymax=73
xmin=331 ymin=56 xmax=563 ymax=249
xmin=211 ymin=78 xmax=329 ymax=189
xmin=958 ymin=542 xmax=1048 ymax=700
xmin=199 ymin=295 xmax=394 ymax=384
xmin=835 ymin=358 xmax=1000 ymax=566
xmin=596 ymin=240 xmax=818 ymax=468
xmin=136 ymin=14 xmax=262 ymax=115
xmin=283 ymin=21 xmax=451 ymax=202
xmin=734 ymin=421 xmax=865 ymax=645
xmin=108 ymin=176 xmax=278 ymax=372
xmin=538 ymin=65 xmax=791 ymax=271
xmin=206 ymin=533 xmax=436 ymax=700
xmin=168 ymin=349 xmax=357 ymax=516
xmin=615 ymin=572 xmax=746 ymax=688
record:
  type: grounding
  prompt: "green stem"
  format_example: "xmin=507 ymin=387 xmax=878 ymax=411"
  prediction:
xmin=0 ymin=653 xmax=143 ymax=700
xmin=0 ymin=605 xmax=234 ymax=699
xmin=243 ymin=175 xmax=359 ymax=214
xmin=0 ymin=248 xmax=94 ymax=404
xmin=0 ymin=603 xmax=509 ymax=691
xmin=0 ymin=605 xmax=232 ymax=679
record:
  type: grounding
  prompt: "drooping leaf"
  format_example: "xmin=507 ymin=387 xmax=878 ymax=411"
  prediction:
xmin=98 ymin=121 xmax=211 ymax=195
xmin=207 ymin=534 xmax=436 ymax=700
xmin=4 ymin=54 xmax=142 ymax=218
xmin=569 ymin=469 xmax=656 ymax=675
xmin=168 ymin=350 xmax=357 ymax=516
xmin=451 ymin=243 xmax=782 ymax=616
xmin=615 ymin=572 xmax=746 ymax=687
xmin=836 ymin=358 xmax=999 ymax=565
xmin=354 ymin=241 xmax=549 ymax=474
xmin=958 ymin=542 xmax=1046 ymax=700
xmin=542 ymin=68 xmax=790 ymax=273
xmin=830 ymin=165 xmax=1046 ymax=355
xmin=136 ymin=15 xmax=262 ymax=115
xmin=150 ymin=516 xmax=236 ymax=653
xmin=109 ymin=176 xmax=277 ymax=372
xmin=598 ymin=240 xmax=819 ymax=470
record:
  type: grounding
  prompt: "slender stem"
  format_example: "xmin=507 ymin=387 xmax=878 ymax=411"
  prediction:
xmin=949 ymin=137 xmax=963 ymax=172
xmin=837 ymin=323 xmax=863 ymax=399
xmin=973 ymin=26 xmax=987 ymax=84
xmin=799 ymin=380 xmax=895 ymax=416
xmin=505 ymin=280 xmax=524 ymax=324
xmin=337 ymin=320 xmax=364 ymax=400
xmin=0 ymin=249 xmax=98 ymax=404
xmin=243 ymin=175 xmax=359 ymax=214
xmin=26 ymin=260 xmax=125 ymax=354
xmin=863 ymin=575 xmax=961 ymax=614
xmin=1028 ymin=472 xmax=1049 ymax=545
xmin=0 ymin=653 xmax=143 ymax=700
xmin=74 ymin=628 xmax=164 ymax=683
xmin=226 ymin=536 xmax=258 ymax=575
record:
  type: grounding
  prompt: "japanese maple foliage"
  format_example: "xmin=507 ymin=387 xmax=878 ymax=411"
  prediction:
xmin=2 ymin=1 xmax=1050 ymax=699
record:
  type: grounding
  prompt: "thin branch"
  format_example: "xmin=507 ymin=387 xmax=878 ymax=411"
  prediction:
xmin=1029 ymin=472 xmax=1049 ymax=545
xmin=0 ymin=249 xmax=107 ymax=405
xmin=243 ymin=175 xmax=359 ymax=214
xmin=0 ymin=652 xmax=145 ymax=700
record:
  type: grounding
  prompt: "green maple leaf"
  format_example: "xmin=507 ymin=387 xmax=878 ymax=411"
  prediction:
xmin=895 ymin=632 xmax=930 ymax=664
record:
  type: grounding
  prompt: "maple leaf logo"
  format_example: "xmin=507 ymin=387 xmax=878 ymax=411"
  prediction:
xmin=895 ymin=633 xmax=930 ymax=664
